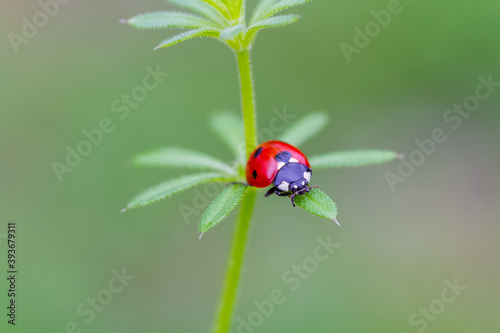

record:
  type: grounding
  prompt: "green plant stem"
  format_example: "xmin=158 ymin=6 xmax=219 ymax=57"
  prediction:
xmin=211 ymin=189 xmax=257 ymax=333
xmin=211 ymin=49 xmax=258 ymax=333
xmin=236 ymin=49 xmax=258 ymax=157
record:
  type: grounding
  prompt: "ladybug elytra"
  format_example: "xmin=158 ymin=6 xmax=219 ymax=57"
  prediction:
xmin=245 ymin=140 xmax=316 ymax=206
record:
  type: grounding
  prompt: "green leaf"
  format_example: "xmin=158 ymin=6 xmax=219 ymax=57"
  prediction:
xmin=204 ymin=0 xmax=230 ymax=15
xmin=251 ymin=0 xmax=312 ymax=24
xmin=166 ymin=0 xmax=229 ymax=28
xmin=247 ymin=14 xmax=300 ymax=32
xmin=244 ymin=14 xmax=300 ymax=45
xmin=278 ymin=111 xmax=329 ymax=147
xmin=199 ymin=184 xmax=248 ymax=233
xmin=309 ymin=150 xmax=401 ymax=169
xmin=121 ymin=11 xmax=214 ymax=29
xmin=209 ymin=111 xmax=245 ymax=165
xmin=219 ymin=24 xmax=245 ymax=41
xmin=294 ymin=188 xmax=339 ymax=224
xmin=154 ymin=28 xmax=220 ymax=50
xmin=250 ymin=0 xmax=277 ymax=24
xmin=130 ymin=147 xmax=235 ymax=174
xmin=122 ymin=172 xmax=227 ymax=211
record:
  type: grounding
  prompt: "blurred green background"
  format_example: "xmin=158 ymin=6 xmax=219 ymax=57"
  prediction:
xmin=1 ymin=0 xmax=500 ymax=332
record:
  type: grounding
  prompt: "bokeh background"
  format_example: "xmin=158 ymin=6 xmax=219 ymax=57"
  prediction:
xmin=1 ymin=0 xmax=500 ymax=332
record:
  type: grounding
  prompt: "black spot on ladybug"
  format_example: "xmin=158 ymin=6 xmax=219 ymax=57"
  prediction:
xmin=252 ymin=170 xmax=257 ymax=179
xmin=254 ymin=147 xmax=263 ymax=158
xmin=275 ymin=151 xmax=292 ymax=163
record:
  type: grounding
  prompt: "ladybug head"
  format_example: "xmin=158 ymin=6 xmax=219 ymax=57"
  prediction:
xmin=273 ymin=162 xmax=312 ymax=194
xmin=289 ymin=178 xmax=310 ymax=193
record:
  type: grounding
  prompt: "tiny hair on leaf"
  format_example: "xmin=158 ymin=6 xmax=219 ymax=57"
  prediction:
xmin=244 ymin=14 xmax=301 ymax=45
xmin=199 ymin=184 xmax=248 ymax=233
xmin=251 ymin=0 xmax=279 ymax=24
xmin=309 ymin=150 xmax=401 ymax=169
xmin=122 ymin=172 xmax=231 ymax=211
xmin=122 ymin=11 xmax=215 ymax=30
xmin=154 ymin=28 xmax=221 ymax=50
xmin=251 ymin=0 xmax=312 ymax=24
xmin=166 ymin=0 xmax=229 ymax=28
xmin=247 ymin=14 xmax=300 ymax=33
xmin=220 ymin=24 xmax=245 ymax=41
xmin=294 ymin=187 xmax=339 ymax=224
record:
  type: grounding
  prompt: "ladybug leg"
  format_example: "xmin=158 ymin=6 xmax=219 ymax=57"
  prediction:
xmin=290 ymin=192 xmax=297 ymax=207
xmin=276 ymin=189 xmax=290 ymax=197
xmin=265 ymin=187 xmax=276 ymax=197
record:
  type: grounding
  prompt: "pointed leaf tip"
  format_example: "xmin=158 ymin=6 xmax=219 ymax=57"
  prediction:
xmin=199 ymin=232 xmax=205 ymax=240
xmin=333 ymin=217 xmax=341 ymax=227
xmin=120 ymin=208 xmax=127 ymax=213
xmin=119 ymin=19 xmax=128 ymax=24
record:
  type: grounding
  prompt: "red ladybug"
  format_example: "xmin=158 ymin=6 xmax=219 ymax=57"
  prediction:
xmin=246 ymin=140 xmax=316 ymax=206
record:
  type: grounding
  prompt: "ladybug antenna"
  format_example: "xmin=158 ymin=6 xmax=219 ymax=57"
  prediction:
xmin=308 ymin=185 xmax=319 ymax=191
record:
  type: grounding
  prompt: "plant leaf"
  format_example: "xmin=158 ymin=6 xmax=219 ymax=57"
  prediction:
xmin=251 ymin=0 xmax=278 ymax=25
xmin=166 ymin=0 xmax=229 ymax=28
xmin=122 ymin=172 xmax=228 ymax=211
xmin=251 ymin=0 xmax=311 ymax=24
xmin=122 ymin=11 xmax=214 ymax=29
xmin=294 ymin=188 xmax=338 ymax=223
xmin=199 ymin=184 xmax=248 ymax=233
xmin=247 ymin=14 xmax=300 ymax=33
xmin=278 ymin=111 xmax=329 ymax=147
xmin=154 ymin=28 xmax=220 ymax=50
xmin=209 ymin=111 xmax=245 ymax=165
xmin=219 ymin=24 xmax=245 ymax=41
xmin=244 ymin=14 xmax=300 ymax=45
xmin=204 ymin=0 xmax=232 ymax=18
xmin=209 ymin=0 xmax=244 ymax=20
xmin=309 ymin=150 xmax=401 ymax=169
xmin=130 ymin=147 xmax=235 ymax=174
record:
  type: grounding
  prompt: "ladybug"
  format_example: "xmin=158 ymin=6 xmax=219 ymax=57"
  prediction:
xmin=246 ymin=140 xmax=316 ymax=206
